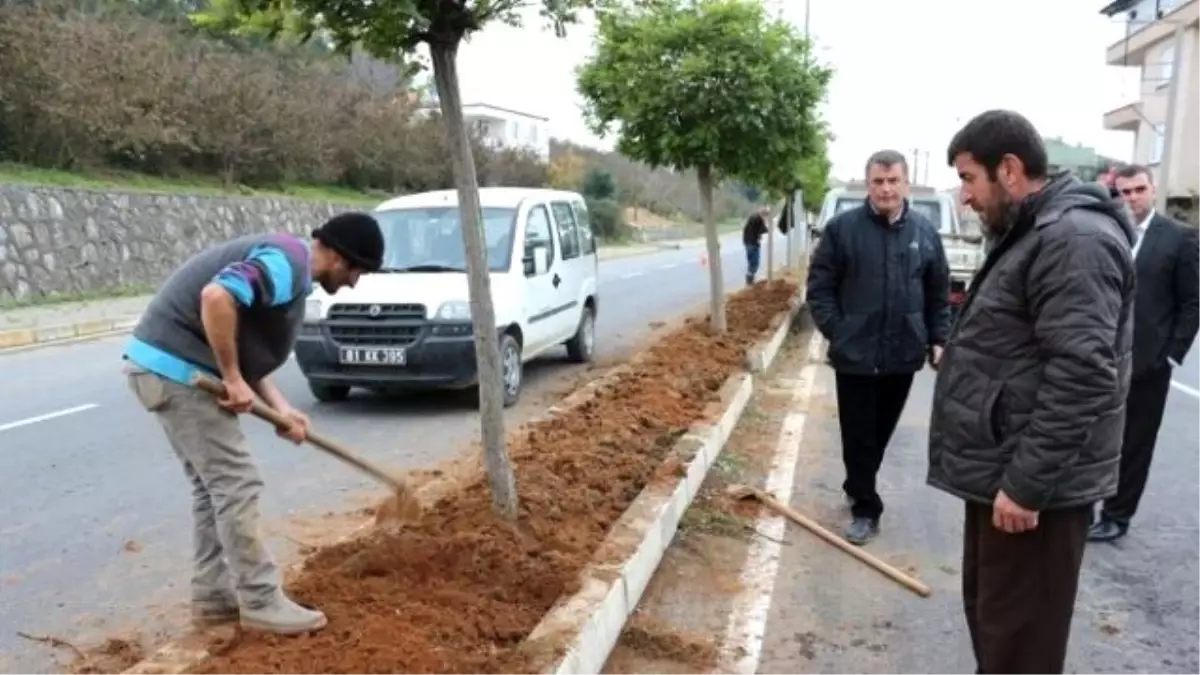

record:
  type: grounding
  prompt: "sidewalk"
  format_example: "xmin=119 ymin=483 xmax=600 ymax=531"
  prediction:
xmin=0 ymin=240 xmax=695 ymax=350
xmin=0 ymin=295 xmax=149 ymax=349
xmin=604 ymin=326 xmax=1199 ymax=674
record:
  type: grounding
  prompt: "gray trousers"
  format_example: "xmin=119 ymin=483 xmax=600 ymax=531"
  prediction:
xmin=125 ymin=366 xmax=281 ymax=609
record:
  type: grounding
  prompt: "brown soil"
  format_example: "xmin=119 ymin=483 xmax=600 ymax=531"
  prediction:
xmin=191 ymin=280 xmax=797 ymax=675
xmin=64 ymin=636 xmax=144 ymax=674
xmin=614 ymin=614 xmax=715 ymax=662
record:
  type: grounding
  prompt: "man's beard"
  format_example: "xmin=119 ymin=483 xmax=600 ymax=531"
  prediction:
xmin=979 ymin=185 xmax=1014 ymax=238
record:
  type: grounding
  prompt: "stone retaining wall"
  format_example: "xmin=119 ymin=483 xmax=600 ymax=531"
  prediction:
xmin=0 ymin=186 xmax=361 ymax=302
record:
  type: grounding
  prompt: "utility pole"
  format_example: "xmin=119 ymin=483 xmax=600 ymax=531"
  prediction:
xmin=1156 ymin=24 xmax=1185 ymax=214
xmin=912 ymin=148 xmax=921 ymax=186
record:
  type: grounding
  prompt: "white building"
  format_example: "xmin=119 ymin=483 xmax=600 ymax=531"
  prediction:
xmin=461 ymin=103 xmax=551 ymax=161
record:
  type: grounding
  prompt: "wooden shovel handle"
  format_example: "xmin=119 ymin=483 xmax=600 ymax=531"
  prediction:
xmin=190 ymin=374 xmax=407 ymax=493
xmin=756 ymin=490 xmax=932 ymax=598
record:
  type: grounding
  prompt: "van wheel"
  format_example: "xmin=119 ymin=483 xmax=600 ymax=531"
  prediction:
xmin=565 ymin=306 xmax=596 ymax=363
xmin=499 ymin=333 xmax=523 ymax=407
xmin=309 ymin=382 xmax=350 ymax=403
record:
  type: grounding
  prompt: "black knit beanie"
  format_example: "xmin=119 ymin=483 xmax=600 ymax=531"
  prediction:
xmin=312 ymin=212 xmax=384 ymax=272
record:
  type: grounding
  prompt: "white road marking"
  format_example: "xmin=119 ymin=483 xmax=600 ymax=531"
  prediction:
xmin=660 ymin=263 xmax=681 ymax=270
xmin=1170 ymin=380 xmax=1200 ymax=399
xmin=0 ymin=404 xmax=100 ymax=433
xmin=722 ymin=331 xmax=825 ymax=674
xmin=620 ymin=272 xmax=646 ymax=280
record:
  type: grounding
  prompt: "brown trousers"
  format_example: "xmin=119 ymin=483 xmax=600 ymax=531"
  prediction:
xmin=962 ymin=501 xmax=1090 ymax=674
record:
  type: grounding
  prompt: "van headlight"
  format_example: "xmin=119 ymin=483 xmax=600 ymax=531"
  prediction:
xmin=436 ymin=300 xmax=471 ymax=320
xmin=304 ymin=298 xmax=323 ymax=322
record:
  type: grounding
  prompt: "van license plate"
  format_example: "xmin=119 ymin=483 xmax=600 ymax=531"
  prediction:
xmin=339 ymin=347 xmax=406 ymax=366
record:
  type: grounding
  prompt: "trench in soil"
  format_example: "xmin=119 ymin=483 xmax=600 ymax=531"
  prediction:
xmin=190 ymin=279 xmax=799 ymax=675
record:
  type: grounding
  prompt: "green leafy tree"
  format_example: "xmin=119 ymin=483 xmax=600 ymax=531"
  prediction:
xmin=578 ymin=0 xmax=830 ymax=332
xmin=796 ymin=140 xmax=832 ymax=214
xmin=218 ymin=0 xmax=598 ymax=520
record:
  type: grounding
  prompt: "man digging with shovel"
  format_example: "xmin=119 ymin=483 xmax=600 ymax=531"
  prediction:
xmin=122 ymin=213 xmax=384 ymax=635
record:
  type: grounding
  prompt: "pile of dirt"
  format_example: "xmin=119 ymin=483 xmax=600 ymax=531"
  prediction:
xmin=192 ymin=280 xmax=798 ymax=675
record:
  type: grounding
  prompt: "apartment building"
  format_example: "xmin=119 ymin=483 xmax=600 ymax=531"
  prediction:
xmin=460 ymin=103 xmax=551 ymax=161
xmin=1101 ymin=0 xmax=1198 ymax=203
xmin=412 ymin=87 xmax=552 ymax=161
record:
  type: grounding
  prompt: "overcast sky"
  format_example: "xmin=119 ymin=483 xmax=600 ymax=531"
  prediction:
xmin=438 ymin=0 xmax=1141 ymax=189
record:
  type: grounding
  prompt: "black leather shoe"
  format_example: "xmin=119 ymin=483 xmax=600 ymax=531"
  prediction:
xmin=1087 ymin=518 xmax=1128 ymax=543
xmin=844 ymin=517 xmax=879 ymax=545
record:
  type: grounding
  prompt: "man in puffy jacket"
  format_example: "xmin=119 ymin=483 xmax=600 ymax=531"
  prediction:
xmin=929 ymin=110 xmax=1136 ymax=674
xmin=806 ymin=149 xmax=951 ymax=545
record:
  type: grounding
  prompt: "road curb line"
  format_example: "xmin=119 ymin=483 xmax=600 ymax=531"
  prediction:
xmin=526 ymin=302 xmax=807 ymax=675
xmin=0 ymin=315 xmax=140 ymax=351
xmin=721 ymin=331 xmax=824 ymax=674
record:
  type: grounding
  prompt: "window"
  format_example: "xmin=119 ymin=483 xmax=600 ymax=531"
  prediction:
xmin=571 ymin=201 xmax=596 ymax=254
xmin=550 ymin=201 xmax=580 ymax=260
xmin=524 ymin=204 xmax=555 ymax=275
xmin=374 ymin=206 xmax=516 ymax=272
xmin=1150 ymin=123 xmax=1166 ymax=164
xmin=1159 ymin=44 xmax=1176 ymax=88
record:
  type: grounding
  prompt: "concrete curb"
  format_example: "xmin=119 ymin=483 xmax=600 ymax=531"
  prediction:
xmin=744 ymin=296 xmax=802 ymax=374
xmin=120 ymin=295 xmax=804 ymax=675
xmin=524 ymin=302 xmax=805 ymax=675
xmin=0 ymin=315 xmax=140 ymax=350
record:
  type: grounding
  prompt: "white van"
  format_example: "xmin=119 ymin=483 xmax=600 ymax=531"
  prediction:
xmin=294 ymin=187 xmax=600 ymax=407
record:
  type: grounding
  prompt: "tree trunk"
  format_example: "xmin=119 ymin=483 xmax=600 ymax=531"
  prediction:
xmin=697 ymin=163 xmax=726 ymax=333
xmin=429 ymin=39 xmax=518 ymax=520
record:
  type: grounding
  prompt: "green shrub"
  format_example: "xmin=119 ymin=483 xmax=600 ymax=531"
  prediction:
xmin=580 ymin=167 xmax=616 ymax=201
xmin=585 ymin=198 xmax=629 ymax=240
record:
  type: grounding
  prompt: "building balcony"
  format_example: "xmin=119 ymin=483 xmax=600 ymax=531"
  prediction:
xmin=1105 ymin=0 xmax=1198 ymax=65
xmin=1103 ymin=101 xmax=1144 ymax=130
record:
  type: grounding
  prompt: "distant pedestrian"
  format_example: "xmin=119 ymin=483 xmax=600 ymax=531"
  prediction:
xmin=806 ymin=149 xmax=951 ymax=545
xmin=742 ymin=205 xmax=770 ymax=285
xmin=1088 ymin=164 xmax=1199 ymax=543
xmin=929 ymin=110 xmax=1136 ymax=674
xmin=122 ymin=213 xmax=384 ymax=635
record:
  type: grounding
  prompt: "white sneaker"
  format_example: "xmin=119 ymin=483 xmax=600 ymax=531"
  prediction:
xmin=240 ymin=594 xmax=327 ymax=635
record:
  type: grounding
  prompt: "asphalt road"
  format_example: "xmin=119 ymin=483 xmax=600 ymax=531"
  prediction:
xmin=756 ymin=339 xmax=1200 ymax=673
xmin=0 ymin=232 xmax=791 ymax=673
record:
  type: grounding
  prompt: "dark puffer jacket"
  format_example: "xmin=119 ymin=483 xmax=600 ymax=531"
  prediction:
xmin=926 ymin=174 xmax=1137 ymax=511
xmin=807 ymin=199 xmax=951 ymax=375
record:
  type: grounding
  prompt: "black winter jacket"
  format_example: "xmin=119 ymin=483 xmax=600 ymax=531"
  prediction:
xmin=806 ymin=200 xmax=951 ymax=375
xmin=927 ymin=174 xmax=1137 ymax=511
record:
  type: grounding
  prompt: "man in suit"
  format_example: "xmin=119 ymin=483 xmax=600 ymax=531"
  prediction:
xmin=1089 ymin=164 xmax=1200 ymax=543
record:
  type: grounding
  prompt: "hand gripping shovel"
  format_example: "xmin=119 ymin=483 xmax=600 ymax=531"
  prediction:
xmin=191 ymin=374 xmax=421 ymax=522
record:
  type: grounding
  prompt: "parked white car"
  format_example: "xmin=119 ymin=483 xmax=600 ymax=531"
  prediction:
xmin=294 ymin=187 xmax=600 ymax=407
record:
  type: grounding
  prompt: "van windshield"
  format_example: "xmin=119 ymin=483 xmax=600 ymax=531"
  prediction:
xmin=373 ymin=206 xmax=517 ymax=272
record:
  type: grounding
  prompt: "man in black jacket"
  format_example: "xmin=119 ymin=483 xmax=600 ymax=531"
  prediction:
xmin=929 ymin=110 xmax=1136 ymax=674
xmin=1089 ymin=164 xmax=1200 ymax=543
xmin=742 ymin=206 xmax=770 ymax=285
xmin=806 ymin=149 xmax=951 ymax=545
